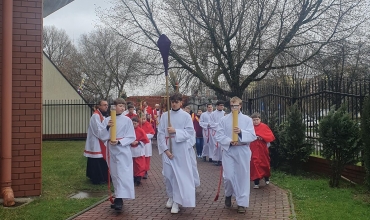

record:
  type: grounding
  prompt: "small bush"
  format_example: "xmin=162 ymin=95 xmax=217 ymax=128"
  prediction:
xmin=318 ymin=104 xmax=361 ymax=187
xmin=268 ymin=111 xmax=282 ymax=169
xmin=279 ymin=104 xmax=313 ymax=174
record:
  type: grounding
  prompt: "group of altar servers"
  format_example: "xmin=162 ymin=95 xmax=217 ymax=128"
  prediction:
xmin=84 ymin=94 xmax=274 ymax=214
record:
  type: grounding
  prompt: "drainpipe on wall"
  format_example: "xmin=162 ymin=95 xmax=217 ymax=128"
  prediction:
xmin=1 ymin=0 xmax=15 ymax=207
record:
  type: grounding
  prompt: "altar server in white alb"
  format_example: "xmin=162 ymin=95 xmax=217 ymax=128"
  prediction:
xmin=199 ymin=103 xmax=213 ymax=162
xmin=84 ymin=100 xmax=109 ymax=184
xmin=210 ymin=101 xmax=225 ymax=166
xmin=215 ymin=96 xmax=257 ymax=214
xmin=99 ymin=98 xmax=136 ymax=211
xmin=157 ymin=93 xmax=199 ymax=214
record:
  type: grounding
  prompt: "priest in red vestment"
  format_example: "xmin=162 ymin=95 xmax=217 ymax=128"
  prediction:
xmin=139 ymin=115 xmax=155 ymax=179
xmin=131 ymin=117 xmax=150 ymax=186
xmin=250 ymin=113 xmax=275 ymax=189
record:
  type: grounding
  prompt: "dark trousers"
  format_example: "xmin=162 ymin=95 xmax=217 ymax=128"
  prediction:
xmin=196 ymin=137 xmax=204 ymax=156
xmin=254 ymin=177 xmax=270 ymax=185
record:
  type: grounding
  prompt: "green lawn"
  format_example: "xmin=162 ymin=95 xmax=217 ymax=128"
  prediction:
xmin=0 ymin=141 xmax=106 ymax=220
xmin=1 ymin=141 xmax=369 ymax=219
xmin=272 ymin=171 xmax=370 ymax=220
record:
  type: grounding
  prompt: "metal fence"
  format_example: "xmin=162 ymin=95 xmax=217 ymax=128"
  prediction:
xmin=243 ymin=78 xmax=370 ymax=156
xmin=43 ymin=100 xmax=94 ymax=140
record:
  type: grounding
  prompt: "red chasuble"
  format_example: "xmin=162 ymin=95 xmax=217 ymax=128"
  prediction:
xmin=132 ymin=127 xmax=150 ymax=177
xmin=250 ymin=122 xmax=275 ymax=181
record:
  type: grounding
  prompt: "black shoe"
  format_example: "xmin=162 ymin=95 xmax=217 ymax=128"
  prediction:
xmin=113 ymin=198 xmax=123 ymax=210
xmin=143 ymin=172 xmax=148 ymax=179
xmin=135 ymin=177 xmax=142 ymax=186
xmin=209 ymin=158 xmax=213 ymax=162
xmin=237 ymin=206 xmax=246 ymax=213
xmin=217 ymin=161 xmax=222 ymax=166
xmin=202 ymin=156 xmax=207 ymax=162
xmin=225 ymin=196 xmax=232 ymax=208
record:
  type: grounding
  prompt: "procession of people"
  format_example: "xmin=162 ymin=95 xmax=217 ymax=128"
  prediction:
xmin=83 ymin=94 xmax=274 ymax=214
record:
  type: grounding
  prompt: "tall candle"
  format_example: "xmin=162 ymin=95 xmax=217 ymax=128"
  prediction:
xmin=110 ymin=105 xmax=116 ymax=141
xmin=232 ymin=109 xmax=238 ymax=142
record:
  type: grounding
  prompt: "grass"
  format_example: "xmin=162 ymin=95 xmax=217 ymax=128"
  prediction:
xmin=1 ymin=141 xmax=369 ymax=219
xmin=0 ymin=141 xmax=106 ymax=220
xmin=273 ymin=170 xmax=370 ymax=220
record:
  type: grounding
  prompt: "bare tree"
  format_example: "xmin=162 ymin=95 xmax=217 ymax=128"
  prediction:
xmin=76 ymin=28 xmax=148 ymax=102
xmin=101 ymin=0 xmax=366 ymax=98
xmin=43 ymin=25 xmax=77 ymax=73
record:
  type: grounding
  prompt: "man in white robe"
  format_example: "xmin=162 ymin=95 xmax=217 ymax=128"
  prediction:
xmin=98 ymin=98 xmax=136 ymax=211
xmin=210 ymin=101 xmax=225 ymax=165
xmin=215 ymin=96 xmax=256 ymax=213
xmin=84 ymin=100 xmax=109 ymax=184
xmin=157 ymin=93 xmax=200 ymax=214
xmin=199 ymin=103 xmax=213 ymax=162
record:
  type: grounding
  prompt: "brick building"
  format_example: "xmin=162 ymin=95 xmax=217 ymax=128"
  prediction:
xmin=0 ymin=0 xmax=74 ymax=206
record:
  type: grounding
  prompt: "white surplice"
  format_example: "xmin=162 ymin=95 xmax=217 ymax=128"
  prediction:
xmin=144 ymin=133 xmax=154 ymax=157
xmin=215 ymin=112 xmax=256 ymax=207
xmin=210 ymin=110 xmax=225 ymax=161
xmin=84 ymin=110 xmax=106 ymax=158
xmin=157 ymin=109 xmax=199 ymax=207
xmin=199 ymin=111 xmax=212 ymax=157
xmin=99 ymin=115 xmax=136 ymax=199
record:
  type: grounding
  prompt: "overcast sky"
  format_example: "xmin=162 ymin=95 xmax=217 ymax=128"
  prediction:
xmin=43 ymin=0 xmax=166 ymax=96
xmin=43 ymin=0 xmax=113 ymax=42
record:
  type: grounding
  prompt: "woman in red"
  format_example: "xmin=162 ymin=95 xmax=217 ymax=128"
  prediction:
xmin=250 ymin=113 xmax=275 ymax=189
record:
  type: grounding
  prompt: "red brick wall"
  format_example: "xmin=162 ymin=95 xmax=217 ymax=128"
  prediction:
xmin=304 ymin=156 xmax=366 ymax=184
xmin=0 ymin=0 xmax=43 ymax=197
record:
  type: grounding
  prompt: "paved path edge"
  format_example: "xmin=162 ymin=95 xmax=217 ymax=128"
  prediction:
xmin=66 ymin=196 xmax=110 ymax=220
xmin=287 ymin=189 xmax=297 ymax=220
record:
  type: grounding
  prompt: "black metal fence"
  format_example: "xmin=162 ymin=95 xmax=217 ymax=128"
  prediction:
xmin=243 ymin=78 xmax=370 ymax=156
xmin=43 ymin=100 xmax=95 ymax=140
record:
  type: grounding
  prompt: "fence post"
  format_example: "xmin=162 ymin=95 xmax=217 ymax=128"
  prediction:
xmin=248 ymin=98 xmax=253 ymax=115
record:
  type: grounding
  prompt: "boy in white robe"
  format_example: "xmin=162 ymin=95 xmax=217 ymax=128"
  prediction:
xmin=215 ymin=96 xmax=257 ymax=213
xmin=157 ymin=93 xmax=200 ymax=214
xmin=210 ymin=101 xmax=225 ymax=165
xmin=98 ymin=98 xmax=136 ymax=211
xmin=199 ymin=103 xmax=213 ymax=161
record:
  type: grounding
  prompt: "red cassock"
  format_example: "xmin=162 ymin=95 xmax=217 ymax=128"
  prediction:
xmin=150 ymin=108 xmax=162 ymax=133
xmin=126 ymin=113 xmax=137 ymax=119
xmin=140 ymin=121 xmax=155 ymax=171
xmin=144 ymin=106 xmax=153 ymax=117
xmin=132 ymin=127 xmax=150 ymax=177
xmin=250 ymin=122 xmax=275 ymax=181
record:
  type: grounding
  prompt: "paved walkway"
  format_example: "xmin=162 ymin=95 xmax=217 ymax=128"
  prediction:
xmin=72 ymin=141 xmax=292 ymax=220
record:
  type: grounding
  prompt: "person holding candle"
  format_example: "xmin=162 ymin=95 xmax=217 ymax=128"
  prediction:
xmin=215 ymin=96 xmax=257 ymax=213
xmin=99 ymin=98 xmax=136 ymax=211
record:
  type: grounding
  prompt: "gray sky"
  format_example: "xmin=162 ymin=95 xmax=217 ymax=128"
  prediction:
xmin=43 ymin=0 xmax=112 ymax=42
xmin=42 ymin=0 xmax=170 ymax=96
